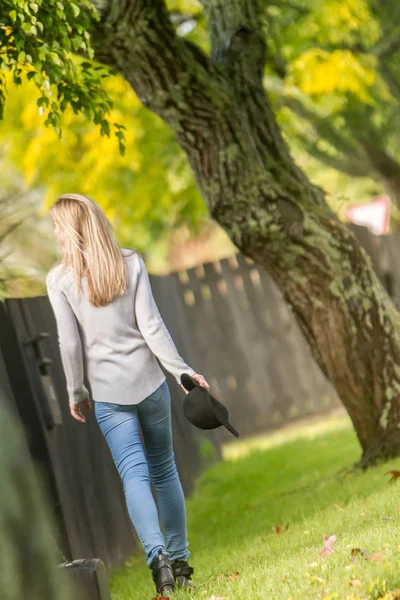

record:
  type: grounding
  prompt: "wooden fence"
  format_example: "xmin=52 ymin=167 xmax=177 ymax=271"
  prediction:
xmin=153 ymin=252 xmax=338 ymax=441
xmin=0 ymin=295 xmax=219 ymax=570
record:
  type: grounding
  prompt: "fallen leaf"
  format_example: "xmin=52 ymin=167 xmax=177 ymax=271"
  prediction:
xmin=275 ymin=524 xmax=289 ymax=534
xmin=367 ymin=553 xmax=385 ymax=562
xmin=319 ymin=535 xmax=337 ymax=556
xmin=351 ymin=548 xmax=370 ymax=562
xmin=216 ymin=572 xmax=239 ymax=581
xmin=385 ymin=470 xmax=400 ymax=483
xmin=311 ymin=575 xmax=325 ymax=583
xmin=349 ymin=578 xmax=361 ymax=588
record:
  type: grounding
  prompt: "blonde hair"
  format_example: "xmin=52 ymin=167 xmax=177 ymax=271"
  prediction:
xmin=49 ymin=193 xmax=138 ymax=307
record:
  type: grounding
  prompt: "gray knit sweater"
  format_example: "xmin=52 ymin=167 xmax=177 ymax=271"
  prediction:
xmin=46 ymin=248 xmax=196 ymax=405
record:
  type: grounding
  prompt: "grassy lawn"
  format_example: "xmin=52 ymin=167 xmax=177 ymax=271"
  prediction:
xmin=108 ymin=412 xmax=400 ymax=600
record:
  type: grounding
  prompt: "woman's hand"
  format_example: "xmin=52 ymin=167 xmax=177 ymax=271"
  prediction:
xmin=70 ymin=397 xmax=93 ymax=423
xmin=180 ymin=373 xmax=210 ymax=395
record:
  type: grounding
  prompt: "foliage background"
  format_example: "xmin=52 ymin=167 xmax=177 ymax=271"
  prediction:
xmin=1 ymin=0 xmax=399 ymax=296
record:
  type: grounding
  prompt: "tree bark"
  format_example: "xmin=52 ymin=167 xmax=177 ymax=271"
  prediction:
xmin=90 ymin=0 xmax=400 ymax=466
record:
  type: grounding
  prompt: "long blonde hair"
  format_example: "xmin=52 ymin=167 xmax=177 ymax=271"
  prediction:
xmin=50 ymin=193 xmax=137 ymax=307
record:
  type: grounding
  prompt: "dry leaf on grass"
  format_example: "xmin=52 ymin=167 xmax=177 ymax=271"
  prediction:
xmin=349 ymin=577 xmax=362 ymax=588
xmin=216 ymin=571 xmax=239 ymax=581
xmin=351 ymin=548 xmax=369 ymax=562
xmin=311 ymin=575 xmax=325 ymax=583
xmin=319 ymin=535 xmax=337 ymax=556
xmin=228 ymin=571 xmax=239 ymax=580
xmin=385 ymin=470 xmax=400 ymax=483
xmin=350 ymin=548 xmax=385 ymax=563
xmin=366 ymin=553 xmax=385 ymax=562
xmin=275 ymin=524 xmax=289 ymax=534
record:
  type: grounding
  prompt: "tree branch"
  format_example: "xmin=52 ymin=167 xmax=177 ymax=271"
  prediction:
xmin=373 ymin=27 xmax=400 ymax=59
xmin=198 ymin=0 xmax=266 ymax=86
xmin=297 ymin=137 xmax=369 ymax=178
xmin=377 ymin=63 xmax=400 ymax=102
xmin=89 ymin=1 xmax=218 ymax=128
xmin=359 ymin=140 xmax=400 ymax=180
xmin=278 ymin=95 xmax=362 ymax=160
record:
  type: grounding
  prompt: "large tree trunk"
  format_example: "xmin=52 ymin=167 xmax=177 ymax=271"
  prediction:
xmin=91 ymin=0 xmax=400 ymax=466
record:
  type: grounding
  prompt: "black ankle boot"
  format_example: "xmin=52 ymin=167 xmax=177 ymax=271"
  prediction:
xmin=150 ymin=549 xmax=175 ymax=596
xmin=171 ymin=559 xmax=195 ymax=589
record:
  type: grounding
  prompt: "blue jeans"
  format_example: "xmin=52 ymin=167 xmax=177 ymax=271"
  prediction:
xmin=94 ymin=378 xmax=190 ymax=567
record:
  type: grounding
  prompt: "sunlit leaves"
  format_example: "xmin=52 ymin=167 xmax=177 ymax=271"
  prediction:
xmin=275 ymin=0 xmax=381 ymax=56
xmin=0 ymin=0 xmax=125 ymax=152
xmin=0 ymin=71 xmax=206 ymax=251
xmin=264 ymin=0 xmax=400 ymax=209
xmin=288 ymin=49 xmax=376 ymax=101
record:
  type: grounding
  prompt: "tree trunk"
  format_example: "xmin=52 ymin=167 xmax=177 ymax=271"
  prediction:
xmin=361 ymin=142 xmax=400 ymax=212
xmin=90 ymin=0 xmax=400 ymax=466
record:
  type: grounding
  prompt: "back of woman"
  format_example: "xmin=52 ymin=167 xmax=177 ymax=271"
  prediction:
xmin=46 ymin=193 xmax=210 ymax=596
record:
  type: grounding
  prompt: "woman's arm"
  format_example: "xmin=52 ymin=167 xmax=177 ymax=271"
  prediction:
xmin=134 ymin=254 xmax=197 ymax=385
xmin=46 ymin=274 xmax=90 ymax=405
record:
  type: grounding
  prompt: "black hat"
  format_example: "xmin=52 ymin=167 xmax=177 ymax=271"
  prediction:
xmin=180 ymin=373 xmax=239 ymax=438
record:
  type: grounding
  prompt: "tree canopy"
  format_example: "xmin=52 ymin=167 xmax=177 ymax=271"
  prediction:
xmin=1 ymin=0 xmax=399 ymax=253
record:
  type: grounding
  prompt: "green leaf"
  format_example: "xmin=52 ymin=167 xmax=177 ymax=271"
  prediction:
xmin=9 ymin=10 xmax=17 ymax=22
xmin=71 ymin=3 xmax=80 ymax=17
xmin=100 ymin=120 xmax=110 ymax=136
xmin=37 ymin=96 xmax=49 ymax=107
xmin=29 ymin=3 xmax=39 ymax=13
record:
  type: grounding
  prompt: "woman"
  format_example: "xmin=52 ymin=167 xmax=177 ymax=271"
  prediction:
xmin=46 ymin=193 xmax=210 ymax=597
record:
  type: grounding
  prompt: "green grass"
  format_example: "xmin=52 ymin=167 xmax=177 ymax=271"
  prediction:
xmin=108 ymin=414 xmax=400 ymax=600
